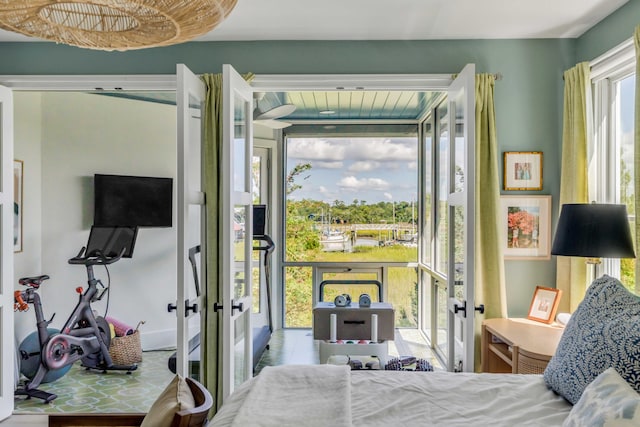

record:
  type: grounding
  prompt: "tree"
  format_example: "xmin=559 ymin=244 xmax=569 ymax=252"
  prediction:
xmin=286 ymin=162 xmax=312 ymax=195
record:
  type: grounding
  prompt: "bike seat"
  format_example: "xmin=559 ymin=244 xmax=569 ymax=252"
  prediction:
xmin=19 ymin=275 xmax=50 ymax=288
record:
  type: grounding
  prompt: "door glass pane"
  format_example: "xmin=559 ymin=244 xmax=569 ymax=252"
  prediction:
xmin=453 ymin=315 xmax=463 ymax=372
xmin=234 ymin=205 xmax=247 ymax=299
xmin=453 ymin=206 xmax=465 ymax=291
xmin=436 ymin=283 xmax=448 ymax=361
xmin=421 ymin=272 xmax=433 ymax=342
xmin=388 ymin=266 xmax=418 ymax=328
xmin=188 ymin=312 xmax=201 ymax=380
xmin=284 ymin=132 xmax=418 ymax=263
xmin=453 ymin=96 xmax=465 ymax=193
xmin=234 ymin=314 xmax=248 ymax=386
xmin=435 ymin=102 xmax=449 ymax=275
xmin=285 ymin=266 xmax=313 ymax=327
xmin=234 ymin=93 xmax=247 ymax=192
xmin=319 ymin=271 xmax=380 ymax=303
xmin=422 ymin=120 xmax=433 ymax=266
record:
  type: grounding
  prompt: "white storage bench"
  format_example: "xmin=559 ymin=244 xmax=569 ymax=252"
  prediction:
xmin=313 ymin=302 xmax=395 ymax=365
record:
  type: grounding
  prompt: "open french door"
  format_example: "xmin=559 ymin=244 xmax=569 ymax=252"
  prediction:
xmin=175 ymin=65 xmax=206 ymax=379
xmin=445 ymin=64 xmax=476 ymax=372
xmin=0 ymin=85 xmax=14 ymax=418
xmin=221 ymin=64 xmax=254 ymax=400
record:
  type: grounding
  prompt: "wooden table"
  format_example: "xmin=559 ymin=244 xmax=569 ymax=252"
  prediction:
xmin=481 ymin=318 xmax=564 ymax=374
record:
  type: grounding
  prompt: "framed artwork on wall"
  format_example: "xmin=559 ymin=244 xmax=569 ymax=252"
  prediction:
xmin=501 ymin=195 xmax=551 ymax=260
xmin=527 ymin=286 xmax=562 ymax=324
xmin=14 ymin=159 xmax=23 ymax=253
xmin=503 ymin=151 xmax=543 ymax=190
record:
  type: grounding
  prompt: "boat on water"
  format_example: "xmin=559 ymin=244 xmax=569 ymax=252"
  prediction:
xmin=320 ymin=229 xmax=350 ymax=252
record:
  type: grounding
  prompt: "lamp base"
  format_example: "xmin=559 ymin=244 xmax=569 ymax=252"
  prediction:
xmin=585 ymin=258 xmax=602 ymax=285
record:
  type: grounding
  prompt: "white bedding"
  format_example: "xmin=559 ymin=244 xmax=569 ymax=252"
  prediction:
xmin=212 ymin=365 xmax=573 ymax=427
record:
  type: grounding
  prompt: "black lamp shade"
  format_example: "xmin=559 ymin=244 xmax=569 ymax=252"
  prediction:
xmin=551 ymin=203 xmax=636 ymax=259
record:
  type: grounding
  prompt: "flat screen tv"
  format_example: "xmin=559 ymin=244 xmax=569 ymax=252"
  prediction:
xmin=86 ymin=226 xmax=138 ymax=258
xmin=94 ymin=174 xmax=173 ymax=227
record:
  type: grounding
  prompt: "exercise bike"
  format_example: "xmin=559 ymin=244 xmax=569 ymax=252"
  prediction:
xmin=14 ymin=245 xmax=138 ymax=403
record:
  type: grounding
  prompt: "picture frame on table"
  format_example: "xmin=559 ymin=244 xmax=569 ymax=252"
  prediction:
xmin=527 ymin=286 xmax=562 ymax=324
xmin=503 ymin=151 xmax=543 ymax=191
xmin=501 ymin=195 xmax=551 ymax=260
xmin=14 ymin=159 xmax=23 ymax=253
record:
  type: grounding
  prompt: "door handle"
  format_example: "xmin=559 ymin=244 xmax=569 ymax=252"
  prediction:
xmin=453 ymin=301 xmax=467 ymax=317
xmin=185 ymin=300 xmax=198 ymax=316
xmin=167 ymin=303 xmax=177 ymax=313
xmin=232 ymin=301 xmax=244 ymax=315
xmin=475 ymin=304 xmax=485 ymax=314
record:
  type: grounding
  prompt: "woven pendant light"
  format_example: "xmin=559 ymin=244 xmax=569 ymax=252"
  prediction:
xmin=0 ymin=0 xmax=238 ymax=51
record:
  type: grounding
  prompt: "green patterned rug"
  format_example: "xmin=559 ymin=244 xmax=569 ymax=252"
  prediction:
xmin=14 ymin=350 xmax=175 ymax=414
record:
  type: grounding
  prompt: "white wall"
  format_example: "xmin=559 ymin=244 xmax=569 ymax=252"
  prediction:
xmin=13 ymin=93 xmax=43 ymax=343
xmin=14 ymin=92 xmax=178 ymax=350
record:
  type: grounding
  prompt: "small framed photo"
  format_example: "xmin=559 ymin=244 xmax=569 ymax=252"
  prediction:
xmin=527 ymin=286 xmax=562 ymax=324
xmin=503 ymin=151 xmax=543 ymax=190
xmin=501 ymin=195 xmax=551 ymax=260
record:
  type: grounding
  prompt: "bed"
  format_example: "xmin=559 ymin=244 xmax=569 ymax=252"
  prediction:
xmin=211 ymin=275 xmax=640 ymax=427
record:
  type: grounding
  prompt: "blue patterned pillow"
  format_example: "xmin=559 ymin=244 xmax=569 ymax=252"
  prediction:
xmin=543 ymin=275 xmax=640 ymax=404
xmin=563 ymin=368 xmax=640 ymax=427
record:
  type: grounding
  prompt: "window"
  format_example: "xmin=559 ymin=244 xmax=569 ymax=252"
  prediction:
xmin=282 ymin=125 xmax=419 ymax=327
xmin=591 ymin=39 xmax=637 ymax=294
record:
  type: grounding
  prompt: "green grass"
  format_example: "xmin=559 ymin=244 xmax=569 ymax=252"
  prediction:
xmin=285 ymin=244 xmax=418 ymax=328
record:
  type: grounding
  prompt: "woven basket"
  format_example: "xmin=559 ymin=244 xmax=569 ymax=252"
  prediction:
xmin=109 ymin=321 xmax=144 ymax=365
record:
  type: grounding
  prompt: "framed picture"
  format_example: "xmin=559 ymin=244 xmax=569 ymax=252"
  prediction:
xmin=14 ymin=159 xmax=23 ymax=253
xmin=527 ymin=286 xmax=562 ymax=324
xmin=501 ymin=195 xmax=551 ymax=260
xmin=503 ymin=151 xmax=543 ymax=190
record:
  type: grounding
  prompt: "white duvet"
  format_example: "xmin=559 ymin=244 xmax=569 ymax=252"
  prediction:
xmin=212 ymin=365 xmax=573 ymax=427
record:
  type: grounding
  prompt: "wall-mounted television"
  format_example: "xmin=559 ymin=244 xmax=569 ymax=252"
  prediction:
xmin=94 ymin=174 xmax=173 ymax=227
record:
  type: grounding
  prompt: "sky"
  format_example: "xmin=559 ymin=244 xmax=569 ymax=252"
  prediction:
xmin=286 ymin=137 xmax=418 ymax=204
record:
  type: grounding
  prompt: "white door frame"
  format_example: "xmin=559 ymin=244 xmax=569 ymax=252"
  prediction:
xmin=0 ymin=85 xmax=15 ymax=420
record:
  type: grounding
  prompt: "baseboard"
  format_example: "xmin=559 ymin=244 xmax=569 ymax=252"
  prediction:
xmin=140 ymin=329 xmax=176 ymax=351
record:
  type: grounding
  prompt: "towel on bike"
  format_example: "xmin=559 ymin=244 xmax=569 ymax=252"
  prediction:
xmin=229 ymin=364 xmax=352 ymax=427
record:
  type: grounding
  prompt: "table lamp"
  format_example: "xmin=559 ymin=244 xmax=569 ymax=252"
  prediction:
xmin=551 ymin=203 xmax=636 ymax=282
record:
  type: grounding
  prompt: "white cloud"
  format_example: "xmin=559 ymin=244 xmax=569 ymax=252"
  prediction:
xmin=338 ymin=176 xmax=390 ymax=192
xmin=384 ymin=192 xmax=393 ymax=200
xmin=407 ymin=161 xmax=417 ymax=170
xmin=288 ymin=137 xmax=417 ymax=163
xmin=288 ymin=139 xmax=345 ymax=161
xmin=316 ymin=161 xmax=343 ymax=169
xmin=349 ymin=161 xmax=381 ymax=172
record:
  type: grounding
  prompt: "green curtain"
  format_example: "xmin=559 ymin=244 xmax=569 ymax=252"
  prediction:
xmin=634 ymin=27 xmax=640 ymax=295
xmin=201 ymin=73 xmax=224 ymax=412
xmin=201 ymin=72 xmax=254 ymax=414
xmin=474 ymin=74 xmax=507 ymax=371
xmin=556 ymin=62 xmax=590 ymax=312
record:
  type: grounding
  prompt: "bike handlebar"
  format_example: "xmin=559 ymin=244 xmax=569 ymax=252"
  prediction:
xmin=68 ymin=246 xmax=125 ymax=266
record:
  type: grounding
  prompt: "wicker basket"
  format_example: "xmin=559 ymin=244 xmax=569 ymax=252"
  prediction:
xmin=109 ymin=321 xmax=144 ymax=365
xmin=517 ymin=353 xmax=549 ymax=374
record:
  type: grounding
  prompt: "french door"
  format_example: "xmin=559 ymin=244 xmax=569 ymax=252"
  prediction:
xmin=175 ymin=64 xmax=206 ymax=379
xmin=221 ymin=64 xmax=254 ymax=400
xmin=445 ymin=64 xmax=476 ymax=372
xmin=0 ymin=85 xmax=14 ymax=419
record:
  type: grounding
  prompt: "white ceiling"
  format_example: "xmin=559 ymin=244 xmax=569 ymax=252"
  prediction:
xmin=0 ymin=0 xmax=629 ymax=43
xmin=200 ymin=0 xmax=629 ymax=41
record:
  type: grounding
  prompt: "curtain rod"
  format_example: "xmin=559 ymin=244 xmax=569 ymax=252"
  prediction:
xmin=451 ymin=73 xmax=502 ymax=80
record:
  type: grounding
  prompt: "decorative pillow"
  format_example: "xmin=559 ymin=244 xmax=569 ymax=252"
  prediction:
xmin=141 ymin=374 xmax=196 ymax=427
xmin=563 ymin=368 xmax=640 ymax=427
xmin=543 ymin=275 xmax=640 ymax=404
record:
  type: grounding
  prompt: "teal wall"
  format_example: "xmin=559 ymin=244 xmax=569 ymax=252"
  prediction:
xmin=0 ymin=1 xmax=636 ymax=316
xmin=577 ymin=0 xmax=640 ymax=62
